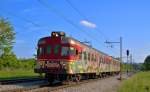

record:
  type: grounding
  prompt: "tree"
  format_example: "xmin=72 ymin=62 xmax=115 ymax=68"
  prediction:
xmin=143 ymin=55 xmax=150 ymax=71
xmin=0 ymin=18 xmax=16 ymax=69
xmin=0 ymin=18 xmax=15 ymax=56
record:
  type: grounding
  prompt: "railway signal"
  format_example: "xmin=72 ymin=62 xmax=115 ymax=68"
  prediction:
xmin=126 ymin=50 xmax=129 ymax=75
xmin=126 ymin=50 xmax=129 ymax=56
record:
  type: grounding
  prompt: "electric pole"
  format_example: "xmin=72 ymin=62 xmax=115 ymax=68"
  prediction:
xmin=105 ymin=37 xmax=123 ymax=80
xmin=130 ymin=54 xmax=132 ymax=72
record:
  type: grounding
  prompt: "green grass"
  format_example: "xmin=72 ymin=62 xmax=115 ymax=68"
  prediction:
xmin=118 ymin=71 xmax=150 ymax=92
xmin=0 ymin=69 xmax=39 ymax=80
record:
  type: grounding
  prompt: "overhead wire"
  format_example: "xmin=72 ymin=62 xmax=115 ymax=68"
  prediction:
xmin=37 ymin=0 xmax=113 ymax=53
xmin=64 ymin=0 xmax=109 ymax=40
xmin=0 ymin=0 xmax=119 ymax=56
xmin=64 ymin=0 xmax=119 ymax=56
xmin=0 ymin=8 xmax=51 ymax=31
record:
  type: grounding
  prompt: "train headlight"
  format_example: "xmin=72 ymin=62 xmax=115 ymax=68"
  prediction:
xmin=35 ymin=61 xmax=41 ymax=69
xmin=70 ymin=40 xmax=75 ymax=44
xmin=60 ymin=62 xmax=67 ymax=69
xmin=63 ymin=64 xmax=67 ymax=69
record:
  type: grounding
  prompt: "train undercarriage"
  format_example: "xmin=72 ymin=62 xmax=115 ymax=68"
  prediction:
xmin=44 ymin=72 xmax=120 ymax=84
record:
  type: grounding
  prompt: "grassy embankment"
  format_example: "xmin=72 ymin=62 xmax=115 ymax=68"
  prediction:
xmin=118 ymin=71 xmax=150 ymax=92
xmin=0 ymin=69 xmax=39 ymax=80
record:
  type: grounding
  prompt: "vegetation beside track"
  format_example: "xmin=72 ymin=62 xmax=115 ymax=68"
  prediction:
xmin=0 ymin=58 xmax=39 ymax=80
xmin=118 ymin=71 xmax=150 ymax=92
xmin=0 ymin=69 xmax=39 ymax=80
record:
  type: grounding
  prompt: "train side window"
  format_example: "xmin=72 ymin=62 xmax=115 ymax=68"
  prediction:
xmin=76 ymin=50 xmax=78 ymax=55
xmin=88 ymin=53 xmax=90 ymax=61
xmin=100 ymin=57 xmax=102 ymax=63
xmin=93 ymin=55 xmax=95 ymax=61
xmin=92 ymin=54 xmax=94 ymax=61
xmin=79 ymin=51 xmax=82 ymax=59
xmin=61 ymin=46 xmax=76 ymax=56
xmin=47 ymin=45 xmax=51 ymax=54
xmin=102 ymin=57 xmax=104 ymax=64
xmin=69 ymin=47 xmax=76 ymax=55
xmin=84 ymin=52 xmax=87 ymax=60
xmin=93 ymin=54 xmax=95 ymax=61
xmin=95 ymin=55 xmax=97 ymax=61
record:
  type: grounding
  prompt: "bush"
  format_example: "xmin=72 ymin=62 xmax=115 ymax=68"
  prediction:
xmin=143 ymin=55 xmax=150 ymax=71
xmin=0 ymin=54 xmax=35 ymax=70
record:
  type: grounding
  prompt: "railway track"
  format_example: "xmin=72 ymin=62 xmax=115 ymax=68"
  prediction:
xmin=0 ymin=72 xmax=134 ymax=92
xmin=0 ymin=77 xmax=45 ymax=85
xmin=1 ymin=78 xmax=104 ymax=92
xmin=2 ymin=75 xmax=120 ymax=92
xmin=31 ymin=73 xmax=134 ymax=92
xmin=26 ymin=79 xmax=105 ymax=92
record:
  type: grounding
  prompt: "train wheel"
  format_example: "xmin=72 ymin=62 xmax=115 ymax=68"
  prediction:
xmin=45 ymin=73 xmax=55 ymax=85
xmin=66 ymin=75 xmax=74 ymax=84
xmin=99 ymin=73 xmax=102 ymax=78
xmin=48 ymin=78 xmax=54 ymax=85
xmin=59 ymin=74 xmax=66 ymax=82
xmin=75 ymin=74 xmax=81 ymax=83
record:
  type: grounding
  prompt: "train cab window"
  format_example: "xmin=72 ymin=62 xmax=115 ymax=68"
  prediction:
xmin=47 ymin=45 xmax=51 ymax=54
xmin=37 ymin=48 xmax=40 ymax=56
xmin=37 ymin=47 xmax=43 ymax=56
xmin=54 ymin=45 xmax=60 ymax=54
xmin=61 ymin=47 xmax=69 ymax=56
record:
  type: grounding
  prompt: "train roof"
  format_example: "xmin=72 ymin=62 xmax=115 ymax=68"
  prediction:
xmin=68 ymin=37 xmax=120 ymax=62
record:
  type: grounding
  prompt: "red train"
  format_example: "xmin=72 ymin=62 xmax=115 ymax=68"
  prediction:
xmin=34 ymin=31 xmax=120 ymax=83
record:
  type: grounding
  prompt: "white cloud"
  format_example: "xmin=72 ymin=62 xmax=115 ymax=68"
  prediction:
xmin=80 ymin=20 xmax=97 ymax=28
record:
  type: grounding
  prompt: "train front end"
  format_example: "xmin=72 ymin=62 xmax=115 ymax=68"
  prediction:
xmin=34 ymin=32 xmax=81 ymax=82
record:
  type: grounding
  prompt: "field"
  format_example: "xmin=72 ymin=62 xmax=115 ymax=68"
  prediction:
xmin=118 ymin=71 xmax=150 ymax=92
xmin=0 ymin=69 xmax=39 ymax=80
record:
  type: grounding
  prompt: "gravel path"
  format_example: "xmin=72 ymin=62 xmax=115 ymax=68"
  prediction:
xmin=51 ymin=76 xmax=122 ymax=92
xmin=0 ymin=74 xmax=129 ymax=92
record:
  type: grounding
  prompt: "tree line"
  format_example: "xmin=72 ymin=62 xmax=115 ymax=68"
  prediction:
xmin=142 ymin=55 xmax=150 ymax=71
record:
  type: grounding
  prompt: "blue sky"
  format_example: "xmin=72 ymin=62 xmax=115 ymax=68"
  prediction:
xmin=0 ymin=0 xmax=150 ymax=63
